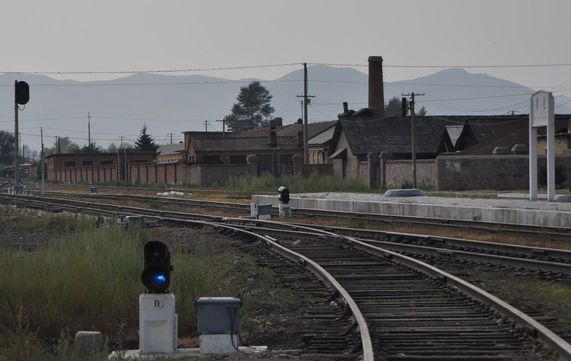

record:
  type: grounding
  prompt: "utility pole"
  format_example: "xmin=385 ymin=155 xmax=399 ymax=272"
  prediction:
xmin=40 ymin=127 xmax=45 ymax=195
xmin=215 ymin=119 xmax=226 ymax=137
xmin=87 ymin=112 xmax=91 ymax=149
xmin=204 ymin=120 xmax=210 ymax=133
xmin=402 ymin=92 xmax=425 ymax=188
xmin=14 ymin=81 xmax=19 ymax=187
xmin=169 ymin=133 xmax=173 ymax=144
xmin=296 ymin=63 xmax=315 ymax=164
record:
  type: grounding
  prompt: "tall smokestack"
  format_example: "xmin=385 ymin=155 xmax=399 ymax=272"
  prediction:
xmin=368 ymin=56 xmax=385 ymax=117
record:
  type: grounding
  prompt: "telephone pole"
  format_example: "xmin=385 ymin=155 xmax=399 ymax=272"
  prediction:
xmin=14 ymin=81 xmax=19 ymax=187
xmin=204 ymin=120 xmax=211 ymax=133
xmin=296 ymin=63 xmax=315 ymax=164
xmin=402 ymin=92 xmax=425 ymax=188
xmin=40 ymin=127 xmax=45 ymax=195
xmin=87 ymin=112 xmax=91 ymax=149
xmin=215 ymin=119 xmax=226 ymax=137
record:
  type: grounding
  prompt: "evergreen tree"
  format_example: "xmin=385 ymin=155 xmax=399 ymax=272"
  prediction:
xmin=223 ymin=81 xmax=275 ymax=132
xmin=0 ymin=131 xmax=14 ymax=165
xmin=134 ymin=125 xmax=159 ymax=152
xmin=81 ymin=142 xmax=101 ymax=153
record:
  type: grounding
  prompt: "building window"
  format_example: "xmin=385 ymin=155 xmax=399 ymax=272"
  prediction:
xmin=64 ymin=161 xmax=76 ymax=167
xmin=100 ymin=160 xmax=113 ymax=166
xmin=82 ymin=160 xmax=94 ymax=166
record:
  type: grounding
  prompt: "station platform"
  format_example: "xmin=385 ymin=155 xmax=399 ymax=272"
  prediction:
xmin=251 ymin=192 xmax=571 ymax=229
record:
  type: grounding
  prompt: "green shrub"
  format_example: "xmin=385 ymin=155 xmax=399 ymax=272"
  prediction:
xmin=221 ymin=174 xmax=371 ymax=193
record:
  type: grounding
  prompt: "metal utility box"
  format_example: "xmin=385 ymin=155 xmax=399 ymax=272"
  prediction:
xmin=196 ymin=297 xmax=241 ymax=334
xmin=88 ymin=186 xmax=97 ymax=195
xmin=195 ymin=297 xmax=241 ymax=354
xmin=250 ymin=203 xmax=272 ymax=220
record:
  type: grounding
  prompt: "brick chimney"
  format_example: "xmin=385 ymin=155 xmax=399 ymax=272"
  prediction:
xmin=368 ymin=56 xmax=385 ymax=117
xmin=269 ymin=128 xmax=277 ymax=148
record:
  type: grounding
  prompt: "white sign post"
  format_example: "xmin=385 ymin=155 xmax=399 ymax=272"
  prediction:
xmin=529 ymin=91 xmax=555 ymax=201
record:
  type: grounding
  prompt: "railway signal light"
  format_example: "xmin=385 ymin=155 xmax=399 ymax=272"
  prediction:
xmin=141 ymin=241 xmax=173 ymax=294
xmin=15 ymin=81 xmax=30 ymax=105
xmin=278 ymin=186 xmax=290 ymax=204
xmin=401 ymin=97 xmax=408 ymax=117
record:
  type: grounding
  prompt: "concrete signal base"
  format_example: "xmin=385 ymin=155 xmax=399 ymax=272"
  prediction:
xmin=108 ymin=346 xmax=268 ymax=360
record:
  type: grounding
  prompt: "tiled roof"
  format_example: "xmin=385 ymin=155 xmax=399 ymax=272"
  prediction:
xmin=192 ymin=136 xmax=300 ymax=152
xmin=157 ymin=143 xmax=185 ymax=155
xmin=334 ymin=117 xmax=451 ymax=155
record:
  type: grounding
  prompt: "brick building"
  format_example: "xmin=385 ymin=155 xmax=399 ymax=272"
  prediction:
xmin=46 ymin=152 xmax=155 ymax=183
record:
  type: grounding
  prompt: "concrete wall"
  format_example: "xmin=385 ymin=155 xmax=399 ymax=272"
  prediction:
xmin=184 ymin=164 xmax=250 ymax=186
xmin=129 ymin=163 xmax=182 ymax=185
xmin=302 ymin=164 xmax=333 ymax=177
xmin=436 ymin=154 xmax=571 ymax=190
xmin=50 ymin=166 xmax=118 ymax=184
xmin=386 ymin=159 xmax=437 ymax=189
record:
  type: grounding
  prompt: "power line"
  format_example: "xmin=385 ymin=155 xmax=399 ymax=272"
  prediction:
xmin=311 ymin=62 xmax=571 ymax=69
xmin=0 ymin=78 xmax=304 ymax=88
xmin=0 ymin=63 xmax=301 ymax=75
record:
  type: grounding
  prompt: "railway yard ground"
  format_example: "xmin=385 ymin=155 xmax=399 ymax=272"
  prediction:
xmin=1 ymin=183 xmax=571 ymax=360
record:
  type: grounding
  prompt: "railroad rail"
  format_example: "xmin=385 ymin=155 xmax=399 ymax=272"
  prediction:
xmin=3 ymin=193 xmax=571 ymax=360
xmin=7 ymin=193 xmax=571 ymax=275
xmin=29 ymin=189 xmax=571 ymax=241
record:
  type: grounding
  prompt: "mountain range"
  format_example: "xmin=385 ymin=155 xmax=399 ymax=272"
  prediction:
xmin=1 ymin=66 xmax=570 ymax=151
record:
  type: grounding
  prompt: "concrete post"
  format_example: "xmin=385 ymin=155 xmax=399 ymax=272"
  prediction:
xmin=379 ymin=152 xmax=392 ymax=190
xmin=292 ymin=154 xmax=304 ymax=177
xmin=367 ymin=152 xmax=379 ymax=189
xmin=74 ymin=331 xmax=102 ymax=355
xmin=246 ymin=154 xmax=258 ymax=177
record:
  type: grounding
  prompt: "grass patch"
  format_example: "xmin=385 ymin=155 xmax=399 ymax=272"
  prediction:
xmin=219 ymin=174 xmax=371 ymax=194
xmin=0 ymin=209 xmax=298 ymax=359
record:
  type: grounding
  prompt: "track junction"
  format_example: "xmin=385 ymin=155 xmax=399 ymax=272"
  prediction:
xmin=2 ymin=192 xmax=571 ymax=360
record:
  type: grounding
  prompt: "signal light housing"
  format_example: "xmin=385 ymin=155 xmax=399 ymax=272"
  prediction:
xmin=15 ymin=81 xmax=29 ymax=105
xmin=278 ymin=186 xmax=290 ymax=204
xmin=141 ymin=241 xmax=173 ymax=294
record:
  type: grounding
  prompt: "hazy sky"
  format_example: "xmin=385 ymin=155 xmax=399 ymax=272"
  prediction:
xmin=1 ymin=0 xmax=571 ymax=88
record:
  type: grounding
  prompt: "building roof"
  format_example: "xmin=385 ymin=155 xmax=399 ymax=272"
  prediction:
xmin=157 ymin=143 xmax=185 ymax=155
xmin=192 ymin=136 xmax=300 ymax=152
xmin=46 ymin=151 xmax=156 ymax=159
xmin=331 ymin=117 xmax=452 ymax=156
xmin=309 ymin=126 xmax=336 ymax=146
xmin=455 ymin=114 xmax=571 ymax=155
xmin=233 ymin=121 xmax=337 ymax=139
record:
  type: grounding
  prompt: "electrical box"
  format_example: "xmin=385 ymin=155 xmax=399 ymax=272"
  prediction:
xmin=88 ymin=186 xmax=97 ymax=195
xmin=250 ymin=203 xmax=272 ymax=220
xmin=195 ymin=297 xmax=241 ymax=353
xmin=139 ymin=293 xmax=177 ymax=354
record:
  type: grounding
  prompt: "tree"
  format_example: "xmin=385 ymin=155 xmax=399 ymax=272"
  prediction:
xmin=134 ymin=125 xmax=159 ymax=152
xmin=384 ymin=97 xmax=427 ymax=118
xmin=81 ymin=142 xmax=101 ymax=153
xmin=224 ymin=81 xmax=275 ymax=132
xmin=45 ymin=137 xmax=80 ymax=155
xmin=0 ymin=131 xmax=14 ymax=165
xmin=385 ymin=97 xmax=402 ymax=117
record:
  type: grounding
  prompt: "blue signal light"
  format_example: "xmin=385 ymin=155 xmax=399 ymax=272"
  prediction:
xmin=153 ymin=274 xmax=167 ymax=283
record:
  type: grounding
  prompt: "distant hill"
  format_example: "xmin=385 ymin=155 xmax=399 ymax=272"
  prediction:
xmin=1 ymin=66 xmax=569 ymax=151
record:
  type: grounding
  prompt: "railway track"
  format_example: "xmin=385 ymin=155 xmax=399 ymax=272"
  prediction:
xmin=7 ymin=193 xmax=571 ymax=277
xmin=2 ymin=193 xmax=571 ymax=360
xmin=29 ymin=190 xmax=571 ymax=241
